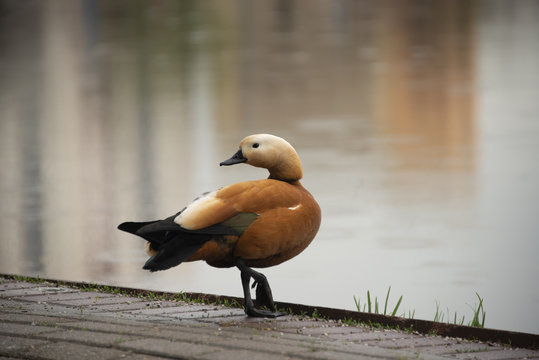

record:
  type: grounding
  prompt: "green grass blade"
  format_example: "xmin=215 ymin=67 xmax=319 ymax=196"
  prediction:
xmin=434 ymin=300 xmax=442 ymax=322
xmin=353 ymin=295 xmax=360 ymax=312
xmin=384 ymin=286 xmax=391 ymax=315
xmin=391 ymin=295 xmax=403 ymax=316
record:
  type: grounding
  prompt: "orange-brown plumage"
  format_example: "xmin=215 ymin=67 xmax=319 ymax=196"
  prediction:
xmin=186 ymin=179 xmax=321 ymax=268
xmin=118 ymin=134 xmax=321 ymax=317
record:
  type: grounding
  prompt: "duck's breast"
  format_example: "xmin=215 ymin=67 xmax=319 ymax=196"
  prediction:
xmin=233 ymin=181 xmax=321 ymax=268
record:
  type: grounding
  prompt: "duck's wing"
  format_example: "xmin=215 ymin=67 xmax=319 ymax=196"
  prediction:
xmin=175 ymin=180 xmax=301 ymax=228
xmin=118 ymin=206 xmax=258 ymax=272
xmin=118 ymin=180 xmax=302 ymax=271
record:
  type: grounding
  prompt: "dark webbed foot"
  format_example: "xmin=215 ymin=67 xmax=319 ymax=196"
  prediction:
xmin=245 ymin=305 xmax=286 ymax=318
xmin=236 ymin=258 xmax=287 ymax=318
xmin=254 ymin=280 xmax=276 ymax=310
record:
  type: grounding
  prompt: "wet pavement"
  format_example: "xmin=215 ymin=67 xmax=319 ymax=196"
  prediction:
xmin=1 ymin=277 xmax=538 ymax=360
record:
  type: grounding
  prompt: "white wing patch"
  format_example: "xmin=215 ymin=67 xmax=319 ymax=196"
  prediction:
xmin=174 ymin=191 xmax=219 ymax=230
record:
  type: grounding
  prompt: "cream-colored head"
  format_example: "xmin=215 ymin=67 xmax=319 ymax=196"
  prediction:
xmin=220 ymin=134 xmax=303 ymax=181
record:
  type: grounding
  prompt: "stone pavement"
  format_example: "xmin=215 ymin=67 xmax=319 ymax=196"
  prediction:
xmin=0 ymin=277 xmax=538 ymax=360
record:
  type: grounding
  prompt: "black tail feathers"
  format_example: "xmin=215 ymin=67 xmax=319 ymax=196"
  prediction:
xmin=118 ymin=217 xmax=211 ymax=272
xmin=118 ymin=221 xmax=158 ymax=235
xmin=142 ymin=234 xmax=207 ymax=272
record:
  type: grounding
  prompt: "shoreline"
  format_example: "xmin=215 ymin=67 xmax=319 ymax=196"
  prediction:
xmin=2 ymin=273 xmax=537 ymax=349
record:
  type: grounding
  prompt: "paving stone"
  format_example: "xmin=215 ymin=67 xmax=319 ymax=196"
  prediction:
xmin=301 ymin=349 xmax=379 ymax=360
xmin=195 ymin=348 xmax=302 ymax=360
xmin=0 ymin=298 xmax=18 ymax=307
xmin=56 ymin=319 xmax=154 ymax=334
xmin=107 ymin=322 xmax=323 ymax=357
xmin=87 ymin=301 xmax=161 ymax=312
xmin=0 ymin=321 xmax=60 ymax=335
xmin=246 ymin=331 xmax=330 ymax=350
xmin=0 ymin=287 xmax=76 ymax=298
xmin=146 ymin=324 xmax=322 ymax=351
xmin=269 ymin=320 xmax=330 ymax=329
xmin=292 ymin=343 xmax=448 ymax=360
xmin=217 ymin=324 xmax=386 ymax=350
xmin=240 ymin=315 xmax=296 ymax=325
xmin=199 ymin=314 xmax=252 ymax=324
xmin=122 ymin=300 xmax=188 ymax=313
xmin=22 ymin=341 xmax=128 ymax=360
xmin=296 ymin=325 xmax=368 ymax=336
xmin=126 ymin=304 xmax=204 ymax=316
xmin=130 ymin=302 xmax=218 ymax=318
xmin=119 ymin=353 xmax=174 ymax=360
xmin=53 ymin=295 xmax=142 ymax=307
xmin=0 ymin=281 xmax=41 ymax=291
xmin=421 ymin=341 xmax=497 ymax=355
xmin=168 ymin=308 xmax=246 ymax=320
xmin=324 ymin=329 xmax=388 ymax=341
xmin=57 ymin=317 xmax=212 ymax=339
xmin=156 ymin=303 xmax=210 ymax=312
xmin=144 ymin=322 xmax=241 ymax=338
xmin=213 ymin=316 xmax=299 ymax=330
xmin=334 ymin=328 xmax=423 ymax=343
xmin=13 ymin=291 xmax=116 ymax=303
xmin=0 ymin=311 xmax=77 ymax=325
xmin=35 ymin=328 xmax=143 ymax=346
xmin=369 ymin=335 xmax=457 ymax=349
xmin=193 ymin=332 xmax=323 ymax=356
xmin=453 ymin=347 xmax=539 ymax=359
xmin=131 ymin=326 xmax=220 ymax=344
xmin=118 ymin=338 xmax=221 ymax=358
xmin=84 ymin=310 xmax=185 ymax=323
xmin=371 ymin=336 xmax=446 ymax=349
xmin=0 ymin=335 xmax=47 ymax=357
xmin=1 ymin=300 xmax=105 ymax=317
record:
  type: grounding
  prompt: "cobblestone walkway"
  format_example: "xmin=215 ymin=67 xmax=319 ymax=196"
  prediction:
xmin=1 ymin=278 xmax=537 ymax=359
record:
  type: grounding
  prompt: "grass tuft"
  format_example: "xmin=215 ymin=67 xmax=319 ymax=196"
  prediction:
xmin=355 ymin=287 xmax=486 ymax=328
xmin=469 ymin=292 xmax=486 ymax=328
xmin=354 ymin=286 xmax=402 ymax=317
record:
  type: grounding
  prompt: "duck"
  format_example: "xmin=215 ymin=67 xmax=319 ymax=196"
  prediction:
xmin=118 ymin=134 xmax=321 ymax=317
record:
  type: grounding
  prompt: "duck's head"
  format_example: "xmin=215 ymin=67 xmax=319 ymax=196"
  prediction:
xmin=220 ymin=134 xmax=303 ymax=182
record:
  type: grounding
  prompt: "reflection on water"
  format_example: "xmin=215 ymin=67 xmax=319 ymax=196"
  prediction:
xmin=1 ymin=1 xmax=538 ymax=334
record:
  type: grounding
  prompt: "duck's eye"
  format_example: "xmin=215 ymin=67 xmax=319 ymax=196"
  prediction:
xmin=252 ymin=143 xmax=259 ymax=148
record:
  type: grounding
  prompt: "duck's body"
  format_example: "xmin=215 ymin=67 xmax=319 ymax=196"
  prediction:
xmin=118 ymin=134 xmax=321 ymax=317
xmin=183 ymin=178 xmax=320 ymax=268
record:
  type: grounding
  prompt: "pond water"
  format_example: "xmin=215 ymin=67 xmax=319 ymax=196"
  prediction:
xmin=1 ymin=1 xmax=538 ymax=334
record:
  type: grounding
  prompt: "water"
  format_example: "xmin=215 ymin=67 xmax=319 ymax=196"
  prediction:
xmin=1 ymin=0 xmax=538 ymax=334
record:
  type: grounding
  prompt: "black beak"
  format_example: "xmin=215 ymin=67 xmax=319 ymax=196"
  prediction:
xmin=220 ymin=149 xmax=247 ymax=166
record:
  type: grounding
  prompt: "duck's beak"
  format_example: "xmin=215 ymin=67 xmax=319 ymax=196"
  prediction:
xmin=220 ymin=149 xmax=247 ymax=166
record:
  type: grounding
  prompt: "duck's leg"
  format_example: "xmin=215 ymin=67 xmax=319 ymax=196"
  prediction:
xmin=236 ymin=258 xmax=287 ymax=318
xmin=253 ymin=280 xmax=275 ymax=310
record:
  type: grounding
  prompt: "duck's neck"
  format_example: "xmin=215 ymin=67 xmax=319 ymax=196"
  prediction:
xmin=264 ymin=147 xmax=303 ymax=182
xmin=268 ymin=163 xmax=303 ymax=182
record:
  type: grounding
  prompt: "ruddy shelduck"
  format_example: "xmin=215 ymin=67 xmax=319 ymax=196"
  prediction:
xmin=118 ymin=134 xmax=321 ymax=317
